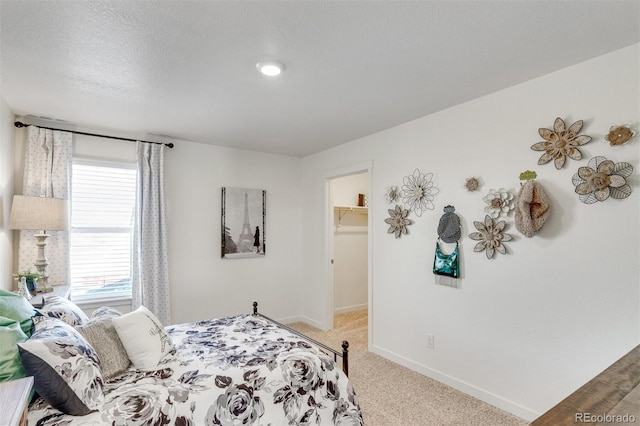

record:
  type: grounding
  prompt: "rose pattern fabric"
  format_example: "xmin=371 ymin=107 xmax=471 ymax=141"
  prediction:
xmin=38 ymin=296 xmax=90 ymax=326
xmin=28 ymin=314 xmax=362 ymax=425
xmin=19 ymin=316 xmax=104 ymax=415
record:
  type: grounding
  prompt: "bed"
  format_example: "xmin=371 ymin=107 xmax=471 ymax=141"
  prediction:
xmin=2 ymin=295 xmax=363 ymax=426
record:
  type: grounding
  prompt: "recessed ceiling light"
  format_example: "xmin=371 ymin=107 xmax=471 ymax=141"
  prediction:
xmin=256 ymin=61 xmax=284 ymax=76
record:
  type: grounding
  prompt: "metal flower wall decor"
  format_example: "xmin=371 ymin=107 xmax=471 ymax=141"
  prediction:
xmin=384 ymin=186 xmax=401 ymax=204
xmin=572 ymin=156 xmax=633 ymax=204
xmin=401 ymin=168 xmax=439 ymax=217
xmin=384 ymin=204 xmax=413 ymax=238
xmin=465 ymin=177 xmax=480 ymax=192
xmin=482 ymin=188 xmax=514 ymax=218
xmin=468 ymin=215 xmax=512 ymax=259
xmin=605 ymin=125 xmax=636 ymax=146
xmin=531 ymin=117 xmax=592 ymax=170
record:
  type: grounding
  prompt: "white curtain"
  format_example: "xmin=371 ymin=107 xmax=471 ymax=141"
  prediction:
xmin=18 ymin=126 xmax=72 ymax=285
xmin=132 ymin=142 xmax=171 ymax=325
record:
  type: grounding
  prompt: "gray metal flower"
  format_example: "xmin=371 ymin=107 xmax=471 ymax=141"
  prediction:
xmin=384 ymin=186 xmax=401 ymax=204
xmin=572 ymin=156 xmax=633 ymax=204
xmin=468 ymin=215 xmax=512 ymax=259
xmin=384 ymin=204 xmax=413 ymax=238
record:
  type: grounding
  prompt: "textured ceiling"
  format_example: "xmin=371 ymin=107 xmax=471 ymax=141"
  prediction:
xmin=1 ymin=1 xmax=639 ymax=157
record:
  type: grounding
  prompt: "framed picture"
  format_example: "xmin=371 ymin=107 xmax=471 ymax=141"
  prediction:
xmin=221 ymin=187 xmax=266 ymax=259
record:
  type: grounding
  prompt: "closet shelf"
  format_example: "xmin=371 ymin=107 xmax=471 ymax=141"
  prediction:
xmin=334 ymin=206 xmax=368 ymax=214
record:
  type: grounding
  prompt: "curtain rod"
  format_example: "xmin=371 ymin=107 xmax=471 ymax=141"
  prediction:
xmin=14 ymin=121 xmax=174 ymax=148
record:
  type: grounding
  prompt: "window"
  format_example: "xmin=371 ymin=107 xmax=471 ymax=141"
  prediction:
xmin=70 ymin=161 xmax=137 ymax=301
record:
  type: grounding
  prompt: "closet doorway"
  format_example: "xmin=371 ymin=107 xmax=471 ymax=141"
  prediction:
xmin=323 ymin=161 xmax=372 ymax=350
xmin=331 ymin=173 xmax=368 ymax=314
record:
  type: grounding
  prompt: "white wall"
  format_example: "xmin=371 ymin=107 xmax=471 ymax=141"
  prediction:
xmin=300 ymin=44 xmax=640 ymax=420
xmin=331 ymin=173 xmax=368 ymax=313
xmin=0 ymin=95 xmax=15 ymax=291
xmin=11 ymin=129 xmax=303 ymax=323
xmin=165 ymin=141 xmax=302 ymax=324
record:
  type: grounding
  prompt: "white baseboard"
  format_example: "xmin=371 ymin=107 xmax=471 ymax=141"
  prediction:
xmin=370 ymin=344 xmax=540 ymax=422
xmin=279 ymin=315 xmax=324 ymax=330
xmin=333 ymin=303 xmax=368 ymax=315
xmin=276 ymin=315 xmax=304 ymax=325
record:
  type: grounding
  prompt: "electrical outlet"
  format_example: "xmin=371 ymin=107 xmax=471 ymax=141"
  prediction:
xmin=425 ymin=334 xmax=435 ymax=349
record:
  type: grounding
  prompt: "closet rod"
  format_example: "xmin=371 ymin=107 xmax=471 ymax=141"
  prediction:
xmin=14 ymin=121 xmax=174 ymax=148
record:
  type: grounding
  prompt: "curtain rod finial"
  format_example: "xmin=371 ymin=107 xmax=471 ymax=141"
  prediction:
xmin=14 ymin=121 xmax=27 ymax=128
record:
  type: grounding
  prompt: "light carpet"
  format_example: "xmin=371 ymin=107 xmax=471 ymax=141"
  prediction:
xmin=288 ymin=310 xmax=529 ymax=426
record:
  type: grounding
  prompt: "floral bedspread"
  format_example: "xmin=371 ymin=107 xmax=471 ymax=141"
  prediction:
xmin=28 ymin=314 xmax=363 ymax=425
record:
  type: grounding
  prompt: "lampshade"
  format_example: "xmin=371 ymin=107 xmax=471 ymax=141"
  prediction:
xmin=8 ymin=195 xmax=69 ymax=231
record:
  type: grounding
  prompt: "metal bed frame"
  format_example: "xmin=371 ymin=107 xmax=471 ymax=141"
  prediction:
xmin=252 ymin=301 xmax=349 ymax=376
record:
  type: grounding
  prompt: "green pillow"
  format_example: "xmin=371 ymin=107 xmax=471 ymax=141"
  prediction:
xmin=0 ymin=289 xmax=36 ymax=336
xmin=0 ymin=315 xmax=28 ymax=382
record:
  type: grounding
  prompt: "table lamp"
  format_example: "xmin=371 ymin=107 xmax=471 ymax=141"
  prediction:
xmin=9 ymin=195 xmax=69 ymax=292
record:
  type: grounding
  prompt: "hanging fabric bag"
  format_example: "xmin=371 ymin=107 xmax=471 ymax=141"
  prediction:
xmin=433 ymin=241 xmax=459 ymax=278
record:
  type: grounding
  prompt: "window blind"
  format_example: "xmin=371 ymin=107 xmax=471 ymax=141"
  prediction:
xmin=70 ymin=162 xmax=136 ymax=301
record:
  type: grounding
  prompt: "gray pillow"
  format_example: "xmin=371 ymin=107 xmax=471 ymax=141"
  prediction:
xmin=77 ymin=317 xmax=130 ymax=379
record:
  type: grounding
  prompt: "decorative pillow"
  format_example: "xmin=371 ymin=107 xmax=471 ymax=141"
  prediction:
xmin=0 ymin=288 xmax=37 ymax=335
xmin=39 ymin=295 xmax=89 ymax=326
xmin=90 ymin=306 xmax=123 ymax=320
xmin=18 ymin=316 xmax=104 ymax=415
xmin=112 ymin=305 xmax=174 ymax=370
xmin=77 ymin=317 xmax=130 ymax=379
xmin=0 ymin=316 xmax=28 ymax=382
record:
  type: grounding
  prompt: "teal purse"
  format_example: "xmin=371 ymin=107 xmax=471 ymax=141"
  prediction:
xmin=433 ymin=241 xmax=459 ymax=278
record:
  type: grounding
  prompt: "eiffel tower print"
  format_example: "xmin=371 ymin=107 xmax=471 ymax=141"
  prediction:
xmin=237 ymin=191 xmax=254 ymax=252
xmin=221 ymin=187 xmax=266 ymax=258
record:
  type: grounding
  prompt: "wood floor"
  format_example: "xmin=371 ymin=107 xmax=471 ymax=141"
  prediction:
xmin=531 ymin=345 xmax=640 ymax=425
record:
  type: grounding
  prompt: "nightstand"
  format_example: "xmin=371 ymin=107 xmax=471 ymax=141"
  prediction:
xmin=0 ymin=376 xmax=34 ymax=426
xmin=30 ymin=284 xmax=71 ymax=308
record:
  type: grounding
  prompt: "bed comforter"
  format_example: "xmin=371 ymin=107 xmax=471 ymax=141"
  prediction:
xmin=27 ymin=314 xmax=363 ymax=425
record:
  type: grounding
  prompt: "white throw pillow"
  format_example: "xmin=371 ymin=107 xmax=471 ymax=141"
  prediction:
xmin=112 ymin=305 xmax=173 ymax=370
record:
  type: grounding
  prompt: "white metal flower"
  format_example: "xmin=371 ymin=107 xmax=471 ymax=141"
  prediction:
xmin=384 ymin=186 xmax=401 ymax=204
xmin=401 ymin=168 xmax=439 ymax=217
xmin=482 ymin=188 xmax=514 ymax=218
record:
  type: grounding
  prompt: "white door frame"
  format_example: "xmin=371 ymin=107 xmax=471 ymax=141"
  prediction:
xmin=322 ymin=161 xmax=373 ymax=349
